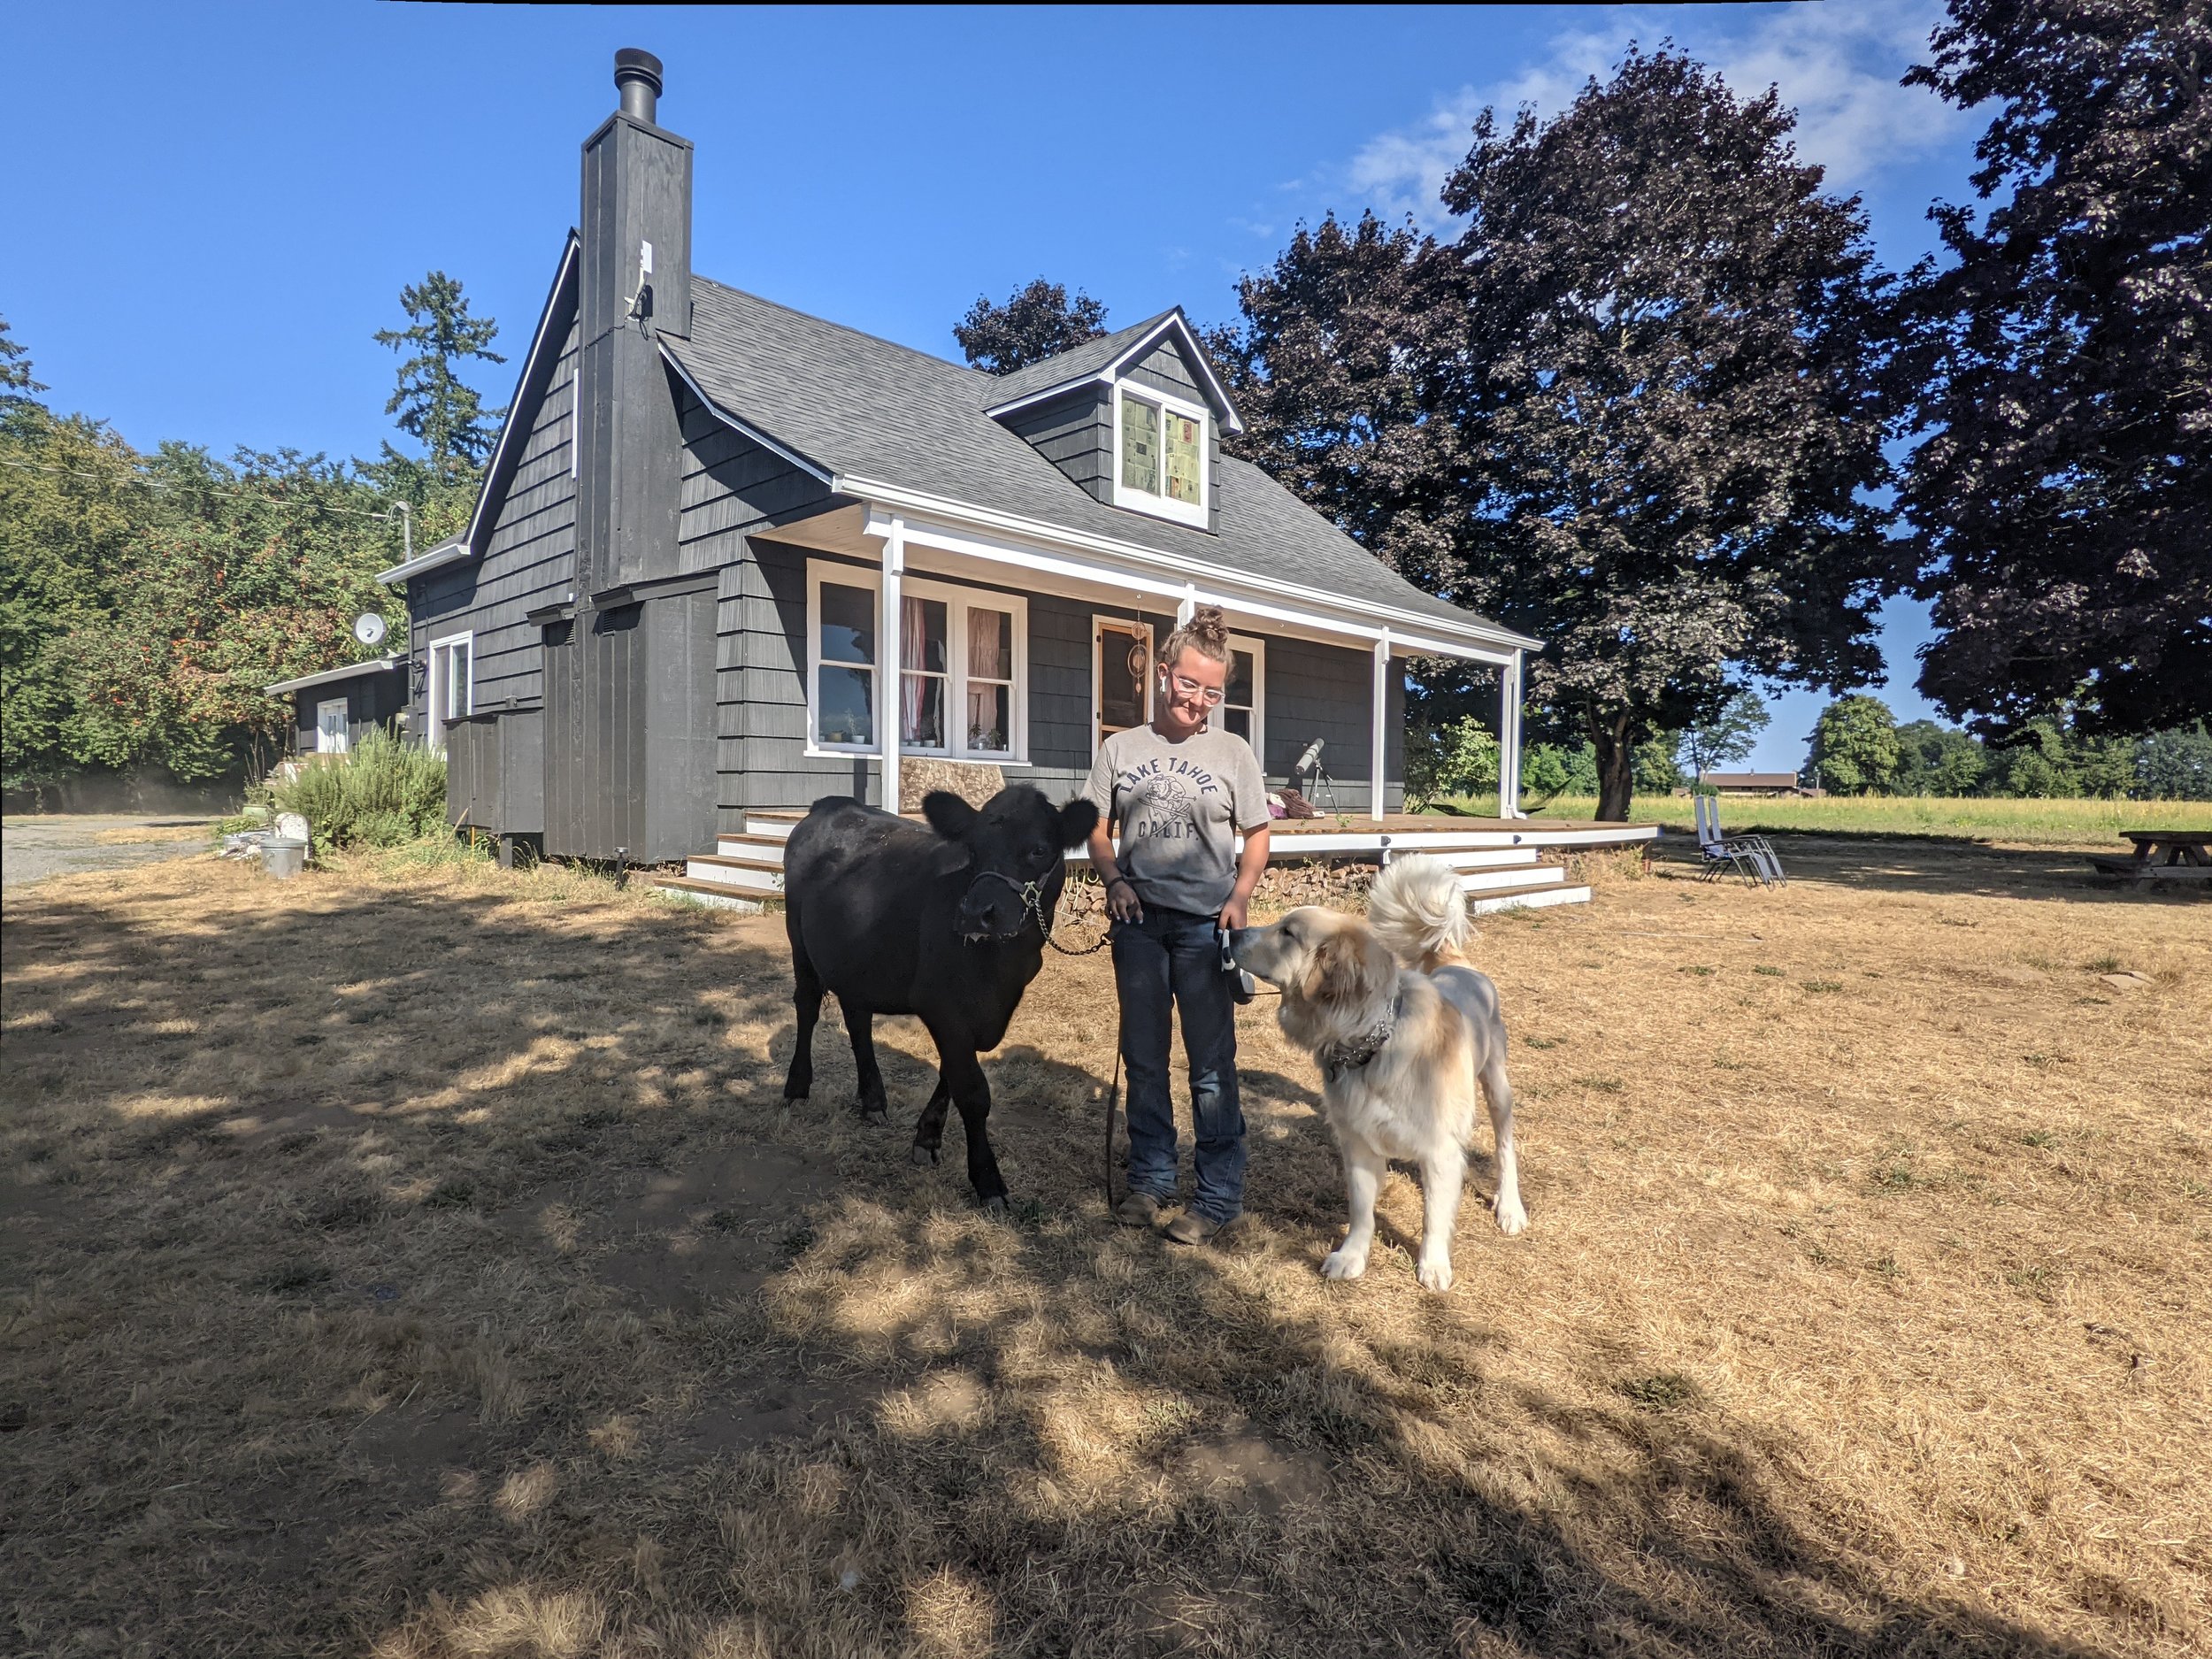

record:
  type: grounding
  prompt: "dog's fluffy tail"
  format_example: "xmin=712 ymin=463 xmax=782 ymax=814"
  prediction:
xmin=1367 ymin=852 xmax=1472 ymax=972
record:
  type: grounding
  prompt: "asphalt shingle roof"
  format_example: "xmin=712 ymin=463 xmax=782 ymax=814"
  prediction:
xmin=666 ymin=278 xmax=1518 ymax=641
xmin=976 ymin=310 xmax=1179 ymax=410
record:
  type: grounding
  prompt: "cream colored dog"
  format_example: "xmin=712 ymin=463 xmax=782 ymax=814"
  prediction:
xmin=1229 ymin=854 xmax=1525 ymax=1291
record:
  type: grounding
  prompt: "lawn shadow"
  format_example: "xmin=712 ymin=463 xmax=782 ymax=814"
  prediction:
xmin=1651 ymin=830 xmax=2211 ymax=905
xmin=0 ymin=858 xmax=2143 ymax=1656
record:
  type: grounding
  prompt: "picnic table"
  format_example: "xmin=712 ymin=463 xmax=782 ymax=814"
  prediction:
xmin=2086 ymin=829 xmax=2212 ymax=884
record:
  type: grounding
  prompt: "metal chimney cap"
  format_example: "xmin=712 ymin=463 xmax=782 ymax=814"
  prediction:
xmin=614 ymin=48 xmax=664 ymax=96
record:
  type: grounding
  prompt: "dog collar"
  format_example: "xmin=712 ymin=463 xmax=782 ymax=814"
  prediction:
xmin=1319 ymin=995 xmax=1402 ymax=1082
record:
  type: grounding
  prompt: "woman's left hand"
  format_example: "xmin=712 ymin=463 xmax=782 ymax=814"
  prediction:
xmin=1217 ymin=895 xmax=1248 ymax=933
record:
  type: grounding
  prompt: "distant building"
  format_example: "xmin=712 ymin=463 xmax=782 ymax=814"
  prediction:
xmin=265 ymin=656 xmax=408 ymax=756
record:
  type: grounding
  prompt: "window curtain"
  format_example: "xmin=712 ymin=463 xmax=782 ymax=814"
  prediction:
xmin=901 ymin=595 xmax=926 ymax=744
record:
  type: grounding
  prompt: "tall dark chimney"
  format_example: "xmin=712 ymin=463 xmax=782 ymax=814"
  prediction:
xmin=576 ymin=46 xmax=692 ymax=592
xmin=613 ymin=47 xmax=662 ymax=123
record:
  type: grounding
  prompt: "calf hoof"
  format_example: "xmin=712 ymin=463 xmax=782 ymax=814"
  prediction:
xmin=857 ymin=1101 xmax=888 ymax=1123
xmin=980 ymin=1194 xmax=1008 ymax=1216
xmin=781 ymin=1083 xmax=810 ymax=1102
xmin=909 ymin=1143 xmax=939 ymax=1167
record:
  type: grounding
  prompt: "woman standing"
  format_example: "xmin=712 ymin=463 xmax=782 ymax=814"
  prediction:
xmin=1084 ymin=608 xmax=1271 ymax=1242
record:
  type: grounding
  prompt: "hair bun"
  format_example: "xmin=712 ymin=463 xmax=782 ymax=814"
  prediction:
xmin=1189 ymin=606 xmax=1229 ymax=648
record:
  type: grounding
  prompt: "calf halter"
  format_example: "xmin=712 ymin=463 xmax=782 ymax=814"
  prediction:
xmin=1317 ymin=994 xmax=1402 ymax=1082
xmin=960 ymin=869 xmax=1112 ymax=956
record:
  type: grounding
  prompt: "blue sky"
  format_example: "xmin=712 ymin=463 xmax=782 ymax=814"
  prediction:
xmin=7 ymin=3 xmax=1978 ymax=770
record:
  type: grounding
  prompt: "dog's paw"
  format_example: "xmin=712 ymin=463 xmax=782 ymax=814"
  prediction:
xmin=1494 ymin=1192 xmax=1529 ymax=1236
xmin=1320 ymin=1247 xmax=1369 ymax=1280
xmin=1417 ymin=1254 xmax=1455 ymax=1293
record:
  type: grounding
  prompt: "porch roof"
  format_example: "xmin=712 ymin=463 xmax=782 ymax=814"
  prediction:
xmin=663 ymin=279 xmax=1539 ymax=655
xmin=265 ymin=655 xmax=403 ymax=697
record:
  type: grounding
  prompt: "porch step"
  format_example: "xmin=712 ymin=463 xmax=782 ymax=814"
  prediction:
xmin=1431 ymin=846 xmax=1539 ymax=872
xmin=713 ymin=832 xmax=787 ymax=864
xmin=1458 ymin=863 xmax=1563 ymax=894
xmin=1466 ymin=879 xmax=1591 ymax=914
xmin=682 ymin=854 xmax=785 ymax=895
xmin=649 ymin=874 xmax=766 ymax=913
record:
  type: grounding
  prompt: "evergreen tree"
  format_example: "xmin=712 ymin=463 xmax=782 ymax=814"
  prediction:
xmin=373 ymin=271 xmax=505 ymax=489
xmin=0 ymin=314 xmax=47 ymax=415
xmin=955 ymin=279 xmax=1108 ymax=374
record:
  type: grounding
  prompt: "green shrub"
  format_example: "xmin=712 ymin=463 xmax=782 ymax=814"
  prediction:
xmin=268 ymin=733 xmax=447 ymax=858
xmin=1405 ymin=716 xmax=1501 ymax=808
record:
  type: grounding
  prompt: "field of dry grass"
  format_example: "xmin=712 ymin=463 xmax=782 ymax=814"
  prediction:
xmin=4 ymin=833 xmax=2208 ymax=1657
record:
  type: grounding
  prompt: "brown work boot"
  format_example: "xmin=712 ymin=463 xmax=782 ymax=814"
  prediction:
xmin=1115 ymin=1191 xmax=1165 ymax=1228
xmin=1163 ymin=1210 xmax=1238 ymax=1246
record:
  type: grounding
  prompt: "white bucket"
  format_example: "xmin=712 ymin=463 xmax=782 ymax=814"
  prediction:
xmin=263 ymin=837 xmax=308 ymax=879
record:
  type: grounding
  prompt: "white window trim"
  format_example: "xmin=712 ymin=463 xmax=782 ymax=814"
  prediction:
xmin=804 ymin=561 xmax=1030 ymax=764
xmin=1222 ymin=632 xmax=1265 ymax=757
xmin=315 ymin=696 xmax=350 ymax=756
xmin=1111 ymin=380 xmax=1210 ymax=528
xmin=1092 ymin=616 xmax=1155 ymax=758
xmin=425 ymin=629 xmax=473 ymax=754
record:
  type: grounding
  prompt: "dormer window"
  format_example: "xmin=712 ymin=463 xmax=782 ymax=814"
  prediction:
xmin=1113 ymin=383 xmax=1209 ymax=526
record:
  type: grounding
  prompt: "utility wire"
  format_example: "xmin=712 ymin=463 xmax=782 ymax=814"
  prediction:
xmin=0 ymin=456 xmax=411 ymax=521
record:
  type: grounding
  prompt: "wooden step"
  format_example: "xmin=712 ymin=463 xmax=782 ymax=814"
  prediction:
xmin=1431 ymin=847 xmax=1539 ymax=871
xmin=649 ymin=874 xmax=766 ymax=912
xmin=1458 ymin=863 xmax=1563 ymax=893
xmin=1466 ymin=880 xmax=1591 ymax=915
xmin=681 ymin=856 xmax=785 ymax=893
xmin=712 ymin=833 xmax=787 ymax=864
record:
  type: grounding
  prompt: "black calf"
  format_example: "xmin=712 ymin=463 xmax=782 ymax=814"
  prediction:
xmin=780 ymin=787 xmax=1100 ymax=1208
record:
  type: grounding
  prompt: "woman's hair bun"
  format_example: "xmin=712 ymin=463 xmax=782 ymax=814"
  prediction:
xmin=1161 ymin=604 xmax=1233 ymax=667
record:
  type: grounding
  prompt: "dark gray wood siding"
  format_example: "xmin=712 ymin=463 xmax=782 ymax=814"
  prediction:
xmin=445 ymin=708 xmax=544 ymax=835
xmin=406 ymin=313 xmax=580 ymax=731
xmin=1263 ymin=636 xmax=1405 ymax=810
xmin=1002 ymin=386 xmax=1112 ymax=504
xmin=290 ymin=667 xmax=407 ymax=754
xmin=718 ymin=541 xmax=875 ymax=824
xmin=1123 ymin=336 xmax=1203 ymax=402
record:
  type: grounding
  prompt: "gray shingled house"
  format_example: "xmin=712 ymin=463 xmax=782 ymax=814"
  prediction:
xmin=378 ymin=50 xmax=1541 ymax=872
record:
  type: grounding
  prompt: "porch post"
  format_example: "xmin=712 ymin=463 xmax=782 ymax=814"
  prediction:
xmin=1370 ymin=629 xmax=1390 ymax=821
xmin=879 ymin=515 xmax=904 ymax=813
xmin=1499 ymin=649 xmax=1524 ymax=819
xmin=1177 ymin=583 xmax=1196 ymax=625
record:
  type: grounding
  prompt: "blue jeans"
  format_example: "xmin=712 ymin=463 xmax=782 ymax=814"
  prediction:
xmin=1113 ymin=906 xmax=1245 ymax=1223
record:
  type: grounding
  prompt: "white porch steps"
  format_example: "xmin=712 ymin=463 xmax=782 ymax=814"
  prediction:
xmin=653 ymin=810 xmax=1592 ymax=915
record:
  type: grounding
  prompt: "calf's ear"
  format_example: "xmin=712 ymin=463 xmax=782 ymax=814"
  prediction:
xmin=1056 ymin=798 xmax=1101 ymax=849
xmin=921 ymin=790 xmax=978 ymax=841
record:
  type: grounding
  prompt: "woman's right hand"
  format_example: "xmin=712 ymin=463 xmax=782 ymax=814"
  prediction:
xmin=1105 ymin=878 xmax=1144 ymax=923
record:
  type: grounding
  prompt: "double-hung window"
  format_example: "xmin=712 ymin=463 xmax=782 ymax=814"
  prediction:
xmin=425 ymin=631 xmax=472 ymax=753
xmin=808 ymin=563 xmax=1027 ymax=762
xmin=1221 ymin=634 xmax=1264 ymax=753
xmin=1113 ymin=383 xmax=1209 ymax=527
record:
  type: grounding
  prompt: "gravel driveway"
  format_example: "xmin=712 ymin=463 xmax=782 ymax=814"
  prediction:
xmin=1 ymin=815 xmax=218 ymax=890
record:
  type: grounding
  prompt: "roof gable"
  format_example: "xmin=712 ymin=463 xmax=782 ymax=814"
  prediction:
xmin=980 ymin=310 xmax=1243 ymax=434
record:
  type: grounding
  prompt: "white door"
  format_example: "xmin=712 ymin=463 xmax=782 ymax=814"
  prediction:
xmin=316 ymin=698 xmax=349 ymax=754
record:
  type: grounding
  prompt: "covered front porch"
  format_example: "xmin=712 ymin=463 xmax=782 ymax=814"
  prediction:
xmin=726 ymin=499 xmax=1540 ymax=823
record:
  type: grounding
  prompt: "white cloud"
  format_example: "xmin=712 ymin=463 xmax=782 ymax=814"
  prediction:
xmin=1345 ymin=1 xmax=1967 ymax=228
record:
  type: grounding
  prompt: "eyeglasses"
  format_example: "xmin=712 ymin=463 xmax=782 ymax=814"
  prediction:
xmin=1167 ymin=672 xmax=1225 ymax=706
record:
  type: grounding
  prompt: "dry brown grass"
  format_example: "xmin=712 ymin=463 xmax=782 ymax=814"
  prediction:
xmin=3 ymin=833 xmax=2208 ymax=1657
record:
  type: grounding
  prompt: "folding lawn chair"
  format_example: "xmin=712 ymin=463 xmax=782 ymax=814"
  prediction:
xmin=1694 ymin=794 xmax=1786 ymax=886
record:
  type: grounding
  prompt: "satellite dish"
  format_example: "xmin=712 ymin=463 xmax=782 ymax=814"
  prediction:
xmin=353 ymin=612 xmax=388 ymax=648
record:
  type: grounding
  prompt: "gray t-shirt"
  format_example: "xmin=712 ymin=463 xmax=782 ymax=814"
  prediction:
xmin=1083 ymin=723 xmax=1270 ymax=916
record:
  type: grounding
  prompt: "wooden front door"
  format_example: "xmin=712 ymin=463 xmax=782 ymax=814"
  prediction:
xmin=1094 ymin=618 xmax=1152 ymax=753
